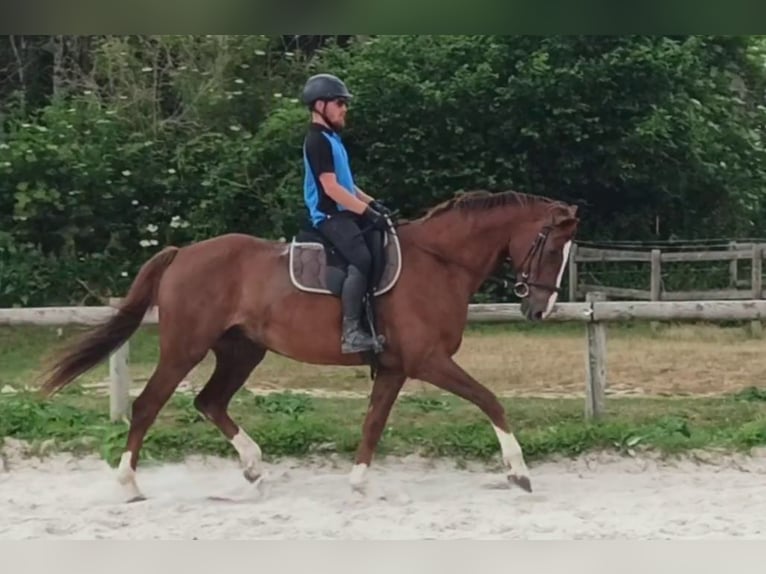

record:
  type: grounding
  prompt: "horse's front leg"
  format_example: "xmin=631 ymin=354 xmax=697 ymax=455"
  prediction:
xmin=413 ymin=354 xmax=532 ymax=492
xmin=350 ymin=368 xmax=406 ymax=494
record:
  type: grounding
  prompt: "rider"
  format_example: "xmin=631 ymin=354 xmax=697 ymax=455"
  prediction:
xmin=300 ymin=73 xmax=392 ymax=354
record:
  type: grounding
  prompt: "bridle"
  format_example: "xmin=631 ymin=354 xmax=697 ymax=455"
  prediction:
xmin=510 ymin=223 xmax=562 ymax=298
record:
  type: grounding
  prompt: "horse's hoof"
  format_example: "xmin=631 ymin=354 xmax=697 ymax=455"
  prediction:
xmin=349 ymin=480 xmax=366 ymax=495
xmin=243 ymin=468 xmax=261 ymax=483
xmin=126 ymin=495 xmax=147 ymax=504
xmin=508 ymin=473 xmax=532 ymax=493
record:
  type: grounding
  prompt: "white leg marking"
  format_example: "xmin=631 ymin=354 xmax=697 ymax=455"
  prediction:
xmin=116 ymin=451 xmax=144 ymax=501
xmin=492 ymin=425 xmax=529 ymax=478
xmin=543 ymin=240 xmax=572 ymax=319
xmin=348 ymin=463 xmax=368 ymax=492
xmin=231 ymin=428 xmax=262 ymax=482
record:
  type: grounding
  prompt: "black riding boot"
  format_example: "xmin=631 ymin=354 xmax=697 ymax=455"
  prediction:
xmin=340 ymin=265 xmax=377 ymax=354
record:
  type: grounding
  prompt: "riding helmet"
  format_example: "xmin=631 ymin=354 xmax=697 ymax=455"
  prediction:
xmin=300 ymin=73 xmax=353 ymax=107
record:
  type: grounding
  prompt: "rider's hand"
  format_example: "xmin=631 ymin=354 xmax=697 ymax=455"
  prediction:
xmin=363 ymin=205 xmax=391 ymax=231
xmin=369 ymin=199 xmax=392 ymax=217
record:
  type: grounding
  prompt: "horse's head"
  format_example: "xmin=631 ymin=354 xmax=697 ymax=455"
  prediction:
xmin=508 ymin=202 xmax=579 ymax=321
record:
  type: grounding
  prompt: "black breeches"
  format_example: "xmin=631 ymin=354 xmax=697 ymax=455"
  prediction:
xmin=317 ymin=212 xmax=373 ymax=277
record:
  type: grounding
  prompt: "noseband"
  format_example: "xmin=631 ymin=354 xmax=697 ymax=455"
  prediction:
xmin=511 ymin=225 xmax=562 ymax=299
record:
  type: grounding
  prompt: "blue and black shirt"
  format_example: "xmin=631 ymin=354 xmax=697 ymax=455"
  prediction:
xmin=302 ymin=122 xmax=359 ymax=227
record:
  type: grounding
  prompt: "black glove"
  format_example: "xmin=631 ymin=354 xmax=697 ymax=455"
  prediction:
xmin=363 ymin=205 xmax=391 ymax=231
xmin=369 ymin=199 xmax=392 ymax=217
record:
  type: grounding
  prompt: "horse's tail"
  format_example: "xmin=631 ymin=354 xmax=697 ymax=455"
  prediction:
xmin=39 ymin=246 xmax=180 ymax=397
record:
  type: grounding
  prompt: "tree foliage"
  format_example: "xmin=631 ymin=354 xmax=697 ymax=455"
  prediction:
xmin=1 ymin=35 xmax=765 ymax=306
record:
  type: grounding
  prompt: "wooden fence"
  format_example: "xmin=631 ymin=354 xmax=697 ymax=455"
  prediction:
xmin=3 ymin=297 xmax=766 ymax=422
xmin=569 ymin=241 xmax=766 ymax=302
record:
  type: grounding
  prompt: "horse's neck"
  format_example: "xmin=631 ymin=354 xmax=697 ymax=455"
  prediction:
xmin=410 ymin=208 xmax=519 ymax=294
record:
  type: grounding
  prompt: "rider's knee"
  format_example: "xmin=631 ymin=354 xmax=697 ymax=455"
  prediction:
xmin=354 ymin=249 xmax=372 ymax=276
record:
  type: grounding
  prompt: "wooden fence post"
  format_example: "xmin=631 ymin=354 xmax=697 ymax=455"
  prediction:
xmin=108 ymin=297 xmax=131 ymax=422
xmin=568 ymin=243 xmax=579 ymax=302
xmin=729 ymin=240 xmax=739 ymax=287
xmin=650 ymin=249 xmax=662 ymax=331
xmin=584 ymin=291 xmax=607 ymax=420
xmin=752 ymin=244 xmax=763 ymax=337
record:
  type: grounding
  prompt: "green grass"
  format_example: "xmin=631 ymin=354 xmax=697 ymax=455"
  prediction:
xmin=0 ymin=320 xmax=720 ymax=384
xmin=2 ymin=320 xmax=758 ymax=395
xmin=4 ymin=322 xmax=766 ymax=467
xmin=4 ymin=385 xmax=766 ymax=468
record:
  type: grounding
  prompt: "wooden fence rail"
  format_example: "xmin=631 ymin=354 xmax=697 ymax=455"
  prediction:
xmin=3 ymin=298 xmax=766 ymax=422
xmin=569 ymin=241 xmax=766 ymax=304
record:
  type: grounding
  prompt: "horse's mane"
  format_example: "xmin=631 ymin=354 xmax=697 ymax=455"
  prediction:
xmin=401 ymin=189 xmax=558 ymax=225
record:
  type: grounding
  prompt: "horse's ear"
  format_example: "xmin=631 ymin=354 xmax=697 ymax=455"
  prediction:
xmin=553 ymin=205 xmax=579 ymax=228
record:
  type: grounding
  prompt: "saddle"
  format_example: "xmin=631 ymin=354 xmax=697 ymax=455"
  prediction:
xmin=288 ymin=225 xmax=402 ymax=298
xmin=288 ymin=222 xmax=402 ymax=357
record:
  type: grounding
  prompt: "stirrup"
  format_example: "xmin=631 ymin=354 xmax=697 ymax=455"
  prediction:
xmin=362 ymin=296 xmax=386 ymax=354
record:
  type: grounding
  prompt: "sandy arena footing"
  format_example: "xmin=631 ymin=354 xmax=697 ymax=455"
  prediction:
xmin=2 ymin=442 xmax=766 ymax=539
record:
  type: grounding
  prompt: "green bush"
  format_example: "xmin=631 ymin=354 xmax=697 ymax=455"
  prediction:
xmin=1 ymin=35 xmax=766 ymax=305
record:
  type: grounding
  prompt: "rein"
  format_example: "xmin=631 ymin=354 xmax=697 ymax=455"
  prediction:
xmin=353 ymin=214 xmax=478 ymax=274
xmin=351 ymin=209 xmax=562 ymax=300
xmin=390 ymin=215 xmax=561 ymax=300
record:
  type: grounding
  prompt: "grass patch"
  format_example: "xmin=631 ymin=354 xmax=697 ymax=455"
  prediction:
xmin=4 ymin=387 xmax=766 ymax=467
xmin=4 ymin=322 xmax=766 ymax=468
xmin=3 ymin=321 xmax=766 ymax=400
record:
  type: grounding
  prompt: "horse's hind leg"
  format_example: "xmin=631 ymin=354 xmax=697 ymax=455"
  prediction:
xmin=193 ymin=327 xmax=266 ymax=483
xmin=116 ymin=349 xmax=204 ymax=502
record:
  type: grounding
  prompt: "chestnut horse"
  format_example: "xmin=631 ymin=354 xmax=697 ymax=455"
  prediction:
xmin=39 ymin=189 xmax=579 ymax=501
